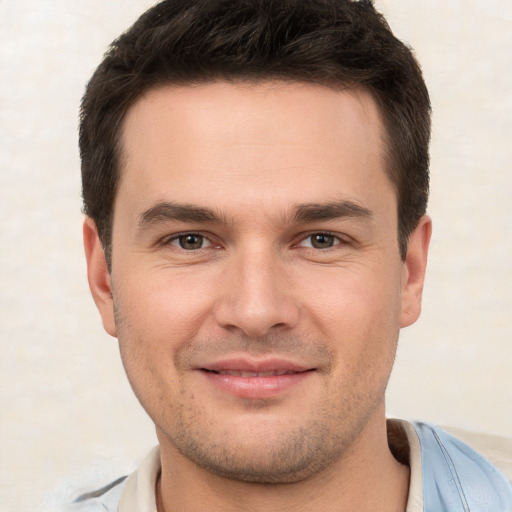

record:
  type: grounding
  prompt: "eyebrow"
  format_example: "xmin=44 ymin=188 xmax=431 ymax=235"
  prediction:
xmin=293 ymin=201 xmax=373 ymax=224
xmin=137 ymin=199 xmax=373 ymax=230
xmin=138 ymin=202 xmax=225 ymax=229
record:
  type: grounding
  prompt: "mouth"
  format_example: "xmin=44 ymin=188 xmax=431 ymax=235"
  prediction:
xmin=197 ymin=359 xmax=315 ymax=399
xmin=202 ymin=369 xmax=306 ymax=377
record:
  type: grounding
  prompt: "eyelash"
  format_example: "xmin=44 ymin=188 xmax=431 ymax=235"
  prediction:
xmin=296 ymin=232 xmax=346 ymax=250
xmin=163 ymin=232 xmax=215 ymax=251
xmin=161 ymin=231 xmax=349 ymax=252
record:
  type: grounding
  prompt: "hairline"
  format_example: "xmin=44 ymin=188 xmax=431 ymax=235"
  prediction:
xmin=101 ymin=77 xmax=406 ymax=268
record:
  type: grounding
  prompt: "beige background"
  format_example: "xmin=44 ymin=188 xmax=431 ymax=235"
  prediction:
xmin=1 ymin=1 xmax=511 ymax=510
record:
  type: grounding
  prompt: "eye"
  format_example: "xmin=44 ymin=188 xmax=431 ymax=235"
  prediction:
xmin=168 ymin=233 xmax=212 ymax=250
xmin=299 ymin=233 xmax=340 ymax=249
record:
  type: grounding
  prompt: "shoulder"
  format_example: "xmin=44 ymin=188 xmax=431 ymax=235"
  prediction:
xmin=61 ymin=476 xmax=127 ymax=511
xmin=412 ymin=422 xmax=512 ymax=511
xmin=60 ymin=446 xmax=160 ymax=512
xmin=439 ymin=424 xmax=512 ymax=482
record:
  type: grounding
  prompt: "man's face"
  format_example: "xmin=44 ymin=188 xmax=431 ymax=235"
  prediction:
xmin=85 ymin=82 xmax=429 ymax=483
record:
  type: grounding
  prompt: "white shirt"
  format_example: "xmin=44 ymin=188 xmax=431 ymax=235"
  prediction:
xmin=67 ymin=419 xmax=512 ymax=512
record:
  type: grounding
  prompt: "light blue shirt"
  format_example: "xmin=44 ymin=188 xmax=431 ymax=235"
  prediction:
xmin=415 ymin=422 xmax=512 ymax=511
xmin=66 ymin=422 xmax=512 ymax=511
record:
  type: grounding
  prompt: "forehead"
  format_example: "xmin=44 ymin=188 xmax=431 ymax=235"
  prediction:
xmin=117 ymin=81 xmax=393 ymax=220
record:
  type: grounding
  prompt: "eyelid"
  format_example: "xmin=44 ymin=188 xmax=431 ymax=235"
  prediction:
xmin=294 ymin=231 xmax=350 ymax=249
xmin=159 ymin=230 xmax=351 ymax=251
xmin=162 ymin=231 xmax=218 ymax=250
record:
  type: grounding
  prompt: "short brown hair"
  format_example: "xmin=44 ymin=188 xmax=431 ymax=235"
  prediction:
xmin=80 ymin=0 xmax=430 ymax=263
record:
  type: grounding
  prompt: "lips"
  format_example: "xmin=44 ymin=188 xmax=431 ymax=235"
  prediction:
xmin=198 ymin=358 xmax=314 ymax=399
xmin=210 ymin=369 xmax=298 ymax=377
xmin=201 ymin=357 xmax=311 ymax=374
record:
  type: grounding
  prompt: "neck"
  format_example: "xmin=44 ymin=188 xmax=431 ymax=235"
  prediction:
xmin=156 ymin=412 xmax=410 ymax=512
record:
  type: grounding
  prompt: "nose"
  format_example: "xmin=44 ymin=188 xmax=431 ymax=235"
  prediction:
xmin=213 ymin=247 xmax=300 ymax=338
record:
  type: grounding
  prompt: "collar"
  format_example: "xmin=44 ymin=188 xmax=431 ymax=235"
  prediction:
xmin=117 ymin=419 xmax=423 ymax=512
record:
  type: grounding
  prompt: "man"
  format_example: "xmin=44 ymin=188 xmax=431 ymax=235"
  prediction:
xmin=73 ymin=0 xmax=512 ymax=510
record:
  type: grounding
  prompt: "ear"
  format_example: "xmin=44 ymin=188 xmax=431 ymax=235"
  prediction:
xmin=400 ymin=215 xmax=432 ymax=328
xmin=83 ymin=217 xmax=117 ymax=337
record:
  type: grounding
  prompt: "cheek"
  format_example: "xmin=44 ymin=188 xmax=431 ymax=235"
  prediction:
xmin=312 ymin=272 xmax=401 ymax=397
xmin=115 ymin=267 xmax=219 ymax=345
xmin=302 ymin=264 xmax=402 ymax=342
xmin=300 ymin=266 xmax=402 ymax=396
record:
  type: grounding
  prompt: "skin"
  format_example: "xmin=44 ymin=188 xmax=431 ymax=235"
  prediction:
xmin=84 ymin=81 xmax=431 ymax=511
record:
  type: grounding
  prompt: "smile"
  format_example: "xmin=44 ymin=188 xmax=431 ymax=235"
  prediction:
xmin=198 ymin=362 xmax=315 ymax=399
xmin=205 ymin=369 xmax=302 ymax=377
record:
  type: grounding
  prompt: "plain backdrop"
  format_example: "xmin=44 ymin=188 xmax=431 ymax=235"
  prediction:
xmin=1 ymin=1 xmax=511 ymax=510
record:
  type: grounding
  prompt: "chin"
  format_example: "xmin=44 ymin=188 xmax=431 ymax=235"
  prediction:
xmin=160 ymin=410 xmax=356 ymax=484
